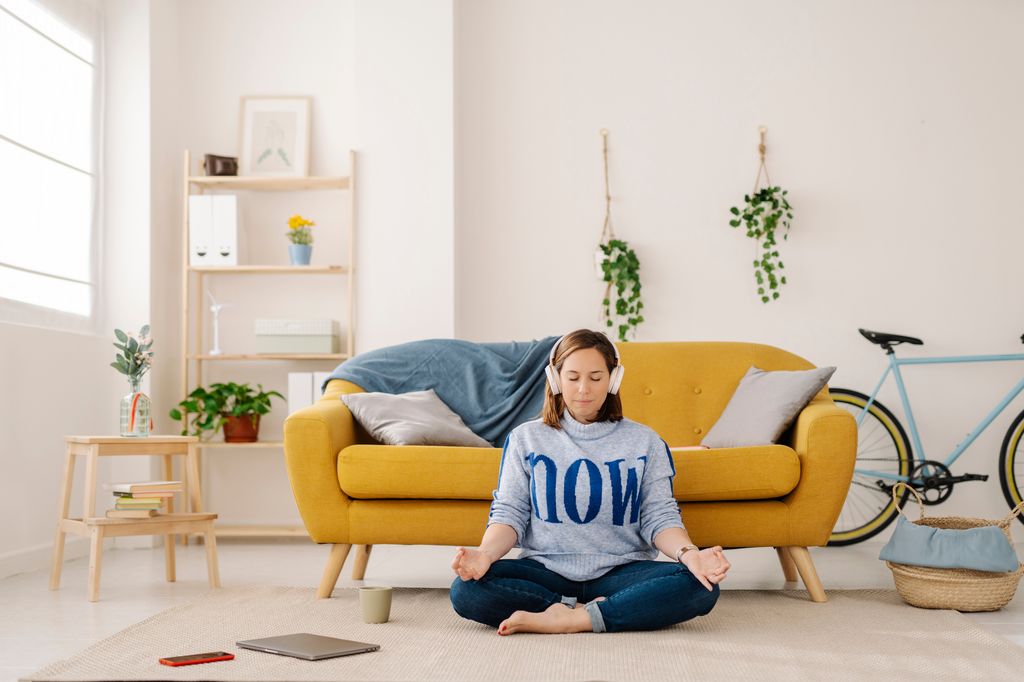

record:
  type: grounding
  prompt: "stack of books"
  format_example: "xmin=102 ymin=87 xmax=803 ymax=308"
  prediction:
xmin=104 ymin=480 xmax=184 ymax=519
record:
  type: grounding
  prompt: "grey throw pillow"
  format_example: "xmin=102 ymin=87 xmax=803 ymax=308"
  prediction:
xmin=339 ymin=389 xmax=492 ymax=447
xmin=701 ymin=365 xmax=837 ymax=448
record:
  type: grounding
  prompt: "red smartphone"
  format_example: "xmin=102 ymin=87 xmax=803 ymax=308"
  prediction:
xmin=159 ymin=651 xmax=235 ymax=666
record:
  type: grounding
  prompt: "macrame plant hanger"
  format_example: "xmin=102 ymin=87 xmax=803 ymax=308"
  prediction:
xmin=751 ymin=126 xmax=771 ymax=265
xmin=753 ymin=126 xmax=771 ymax=193
xmin=598 ymin=128 xmax=615 ymax=319
xmin=599 ymin=128 xmax=615 ymax=245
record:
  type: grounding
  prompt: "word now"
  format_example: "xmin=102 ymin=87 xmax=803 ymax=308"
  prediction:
xmin=527 ymin=452 xmax=649 ymax=526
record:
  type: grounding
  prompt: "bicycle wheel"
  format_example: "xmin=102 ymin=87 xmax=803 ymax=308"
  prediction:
xmin=827 ymin=388 xmax=913 ymax=546
xmin=999 ymin=409 xmax=1024 ymax=527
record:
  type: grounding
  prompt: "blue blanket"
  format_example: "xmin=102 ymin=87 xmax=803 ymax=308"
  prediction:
xmin=324 ymin=336 xmax=559 ymax=447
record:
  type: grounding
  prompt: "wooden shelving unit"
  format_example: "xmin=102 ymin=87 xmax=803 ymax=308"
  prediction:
xmin=179 ymin=149 xmax=357 ymax=539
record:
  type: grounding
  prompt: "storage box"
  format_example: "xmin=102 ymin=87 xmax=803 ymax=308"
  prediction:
xmin=255 ymin=319 xmax=339 ymax=354
xmin=188 ymin=195 xmax=239 ymax=266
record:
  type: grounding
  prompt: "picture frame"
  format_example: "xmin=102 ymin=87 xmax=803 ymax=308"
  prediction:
xmin=238 ymin=96 xmax=311 ymax=177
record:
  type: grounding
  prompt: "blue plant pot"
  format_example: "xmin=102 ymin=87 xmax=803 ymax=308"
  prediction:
xmin=289 ymin=244 xmax=312 ymax=266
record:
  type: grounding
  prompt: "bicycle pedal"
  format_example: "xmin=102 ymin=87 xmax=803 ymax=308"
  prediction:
xmin=947 ymin=473 xmax=989 ymax=483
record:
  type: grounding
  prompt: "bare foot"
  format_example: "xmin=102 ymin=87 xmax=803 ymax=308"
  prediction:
xmin=498 ymin=602 xmax=593 ymax=635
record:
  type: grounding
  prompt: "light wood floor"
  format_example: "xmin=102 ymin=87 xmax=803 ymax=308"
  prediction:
xmin=3 ymin=540 xmax=1024 ymax=681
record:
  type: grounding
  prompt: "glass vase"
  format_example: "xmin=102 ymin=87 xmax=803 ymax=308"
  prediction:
xmin=120 ymin=378 xmax=152 ymax=437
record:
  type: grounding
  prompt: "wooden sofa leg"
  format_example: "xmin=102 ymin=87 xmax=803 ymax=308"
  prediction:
xmin=775 ymin=546 xmax=798 ymax=582
xmin=317 ymin=543 xmax=352 ymax=599
xmin=352 ymin=544 xmax=373 ymax=580
xmin=788 ymin=546 xmax=827 ymax=603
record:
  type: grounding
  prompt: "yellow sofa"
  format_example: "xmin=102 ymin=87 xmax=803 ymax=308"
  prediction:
xmin=283 ymin=341 xmax=857 ymax=602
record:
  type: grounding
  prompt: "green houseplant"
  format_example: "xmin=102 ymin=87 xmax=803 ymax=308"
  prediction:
xmin=170 ymin=382 xmax=283 ymax=442
xmin=599 ymin=238 xmax=645 ymax=341
xmin=728 ymin=186 xmax=791 ymax=303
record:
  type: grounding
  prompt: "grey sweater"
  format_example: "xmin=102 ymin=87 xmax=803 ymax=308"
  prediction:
xmin=487 ymin=410 xmax=685 ymax=581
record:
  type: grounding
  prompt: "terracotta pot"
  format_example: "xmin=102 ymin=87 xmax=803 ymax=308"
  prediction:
xmin=223 ymin=414 xmax=260 ymax=442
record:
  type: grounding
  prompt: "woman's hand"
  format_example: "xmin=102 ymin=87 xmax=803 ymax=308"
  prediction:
xmin=680 ymin=546 xmax=731 ymax=591
xmin=451 ymin=546 xmax=496 ymax=581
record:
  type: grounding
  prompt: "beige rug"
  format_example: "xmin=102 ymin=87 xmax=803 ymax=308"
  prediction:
xmin=24 ymin=586 xmax=1024 ymax=681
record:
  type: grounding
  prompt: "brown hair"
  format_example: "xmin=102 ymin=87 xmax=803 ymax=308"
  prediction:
xmin=541 ymin=328 xmax=624 ymax=429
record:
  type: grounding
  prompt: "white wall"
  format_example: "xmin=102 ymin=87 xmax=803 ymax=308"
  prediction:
xmin=354 ymin=0 xmax=455 ymax=348
xmin=0 ymin=0 xmax=155 ymax=578
xmin=455 ymin=0 xmax=1024 ymax=523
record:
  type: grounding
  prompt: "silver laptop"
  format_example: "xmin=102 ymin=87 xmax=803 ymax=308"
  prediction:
xmin=236 ymin=633 xmax=380 ymax=661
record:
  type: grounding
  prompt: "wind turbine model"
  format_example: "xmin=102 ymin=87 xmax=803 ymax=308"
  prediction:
xmin=206 ymin=289 xmax=230 ymax=356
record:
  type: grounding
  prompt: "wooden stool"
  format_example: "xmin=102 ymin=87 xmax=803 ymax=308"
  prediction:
xmin=49 ymin=435 xmax=221 ymax=601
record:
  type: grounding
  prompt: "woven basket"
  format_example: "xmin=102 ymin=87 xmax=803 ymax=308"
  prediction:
xmin=884 ymin=482 xmax=1024 ymax=611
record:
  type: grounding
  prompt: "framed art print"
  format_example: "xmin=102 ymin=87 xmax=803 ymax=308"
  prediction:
xmin=238 ymin=96 xmax=311 ymax=177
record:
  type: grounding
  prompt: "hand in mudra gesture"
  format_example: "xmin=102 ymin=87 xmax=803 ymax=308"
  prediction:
xmin=680 ymin=546 xmax=731 ymax=591
xmin=451 ymin=546 xmax=495 ymax=581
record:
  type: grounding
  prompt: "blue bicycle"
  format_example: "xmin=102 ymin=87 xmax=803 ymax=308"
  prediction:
xmin=828 ymin=328 xmax=1024 ymax=545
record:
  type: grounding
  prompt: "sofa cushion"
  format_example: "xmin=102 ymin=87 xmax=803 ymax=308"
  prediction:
xmin=339 ymin=389 xmax=491 ymax=447
xmin=701 ymin=365 xmax=836 ymax=448
xmin=337 ymin=444 xmax=800 ymax=502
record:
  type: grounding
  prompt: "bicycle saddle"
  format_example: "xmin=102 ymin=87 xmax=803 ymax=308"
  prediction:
xmin=858 ymin=328 xmax=924 ymax=349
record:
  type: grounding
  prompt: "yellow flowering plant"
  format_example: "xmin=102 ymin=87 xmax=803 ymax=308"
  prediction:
xmin=286 ymin=214 xmax=315 ymax=245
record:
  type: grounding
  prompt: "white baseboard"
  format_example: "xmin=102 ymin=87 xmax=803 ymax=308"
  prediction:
xmin=0 ymin=537 xmax=90 ymax=581
xmin=0 ymin=534 xmax=157 ymax=580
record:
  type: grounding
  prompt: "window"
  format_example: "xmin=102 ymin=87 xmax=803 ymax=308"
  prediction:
xmin=0 ymin=0 xmax=99 ymax=324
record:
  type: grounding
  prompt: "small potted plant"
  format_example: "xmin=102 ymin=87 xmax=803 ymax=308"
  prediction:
xmin=286 ymin=214 xmax=315 ymax=265
xmin=170 ymin=382 xmax=283 ymax=442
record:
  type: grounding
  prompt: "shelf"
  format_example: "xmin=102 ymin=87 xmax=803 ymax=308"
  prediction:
xmin=197 ymin=441 xmax=284 ymax=449
xmin=190 ymin=353 xmax=349 ymax=361
xmin=187 ymin=175 xmax=349 ymax=191
xmin=189 ymin=265 xmax=348 ymax=274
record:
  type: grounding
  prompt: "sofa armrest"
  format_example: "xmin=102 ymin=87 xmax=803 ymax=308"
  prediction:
xmin=780 ymin=397 xmax=857 ymax=546
xmin=283 ymin=379 xmax=364 ymax=543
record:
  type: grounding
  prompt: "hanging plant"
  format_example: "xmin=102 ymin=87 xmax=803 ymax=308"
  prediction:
xmin=727 ymin=127 xmax=793 ymax=303
xmin=729 ymin=186 xmax=791 ymax=302
xmin=595 ymin=129 xmax=645 ymax=341
xmin=600 ymin=238 xmax=644 ymax=341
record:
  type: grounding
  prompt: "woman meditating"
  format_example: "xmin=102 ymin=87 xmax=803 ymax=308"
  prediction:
xmin=449 ymin=328 xmax=730 ymax=635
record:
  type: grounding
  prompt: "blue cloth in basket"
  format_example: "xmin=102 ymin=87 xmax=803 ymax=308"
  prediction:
xmin=324 ymin=336 xmax=559 ymax=447
xmin=878 ymin=515 xmax=1020 ymax=572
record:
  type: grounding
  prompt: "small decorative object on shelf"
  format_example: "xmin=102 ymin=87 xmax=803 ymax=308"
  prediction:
xmin=286 ymin=213 xmax=315 ymax=265
xmin=170 ymin=381 xmax=283 ymax=442
xmin=728 ymin=126 xmax=793 ymax=303
xmin=595 ymin=129 xmax=644 ymax=342
xmin=111 ymin=324 xmax=154 ymax=437
xmin=205 ymin=289 xmax=230 ymax=356
xmin=202 ymin=153 xmax=238 ymax=176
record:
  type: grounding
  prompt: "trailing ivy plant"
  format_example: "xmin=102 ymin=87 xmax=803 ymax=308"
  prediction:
xmin=599 ymin=238 xmax=644 ymax=341
xmin=728 ymin=186 xmax=792 ymax=303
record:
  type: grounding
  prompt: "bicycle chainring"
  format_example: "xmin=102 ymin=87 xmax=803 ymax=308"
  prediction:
xmin=909 ymin=460 xmax=955 ymax=505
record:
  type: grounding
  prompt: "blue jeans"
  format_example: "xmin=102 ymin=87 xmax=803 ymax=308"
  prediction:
xmin=449 ymin=557 xmax=719 ymax=633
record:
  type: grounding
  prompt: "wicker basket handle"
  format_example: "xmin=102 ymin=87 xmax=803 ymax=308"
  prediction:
xmin=998 ymin=499 xmax=1024 ymax=528
xmin=891 ymin=481 xmax=925 ymax=520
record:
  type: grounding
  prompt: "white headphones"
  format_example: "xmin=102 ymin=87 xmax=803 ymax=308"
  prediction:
xmin=545 ymin=332 xmax=625 ymax=396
